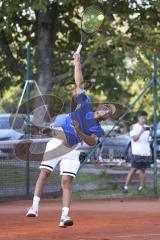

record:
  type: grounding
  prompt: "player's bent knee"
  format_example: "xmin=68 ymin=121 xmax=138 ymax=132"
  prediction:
xmin=61 ymin=176 xmax=73 ymax=189
xmin=40 ymin=169 xmax=52 ymax=179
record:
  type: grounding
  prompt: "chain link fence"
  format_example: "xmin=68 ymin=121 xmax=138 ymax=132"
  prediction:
xmin=0 ymin=44 xmax=160 ymax=200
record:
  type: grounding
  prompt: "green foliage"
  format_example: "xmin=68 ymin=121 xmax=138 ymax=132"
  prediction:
xmin=0 ymin=86 xmax=21 ymax=113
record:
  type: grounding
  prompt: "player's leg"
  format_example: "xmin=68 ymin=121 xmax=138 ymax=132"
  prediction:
xmin=26 ymin=168 xmax=52 ymax=217
xmin=60 ymin=175 xmax=74 ymax=227
xmin=26 ymin=138 xmax=62 ymax=217
xmin=123 ymin=155 xmax=140 ymax=193
xmin=138 ymin=168 xmax=145 ymax=191
xmin=59 ymin=149 xmax=80 ymax=227
xmin=138 ymin=157 xmax=151 ymax=191
xmin=123 ymin=168 xmax=137 ymax=193
xmin=61 ymin=175 xmax=73 ymax=209
xmin=34 ymin=169 xmax=51 ymax=197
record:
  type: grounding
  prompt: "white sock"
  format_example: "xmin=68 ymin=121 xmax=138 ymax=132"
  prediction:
xmin=61 ymin=207 xmax=69 ymax=218
xmin=124 ymin=186 xmax=128 ymax=190
xmin=138 ymin=186 xmax=143 ymax=190
xmin=33 ymin=196 xmax=40 ymax=209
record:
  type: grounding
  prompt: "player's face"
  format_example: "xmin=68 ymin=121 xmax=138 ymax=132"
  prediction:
xmin=138 ymin=116 xmax=147 ymax=125
xmin=95 ymin=105 xmax=112 ymax=120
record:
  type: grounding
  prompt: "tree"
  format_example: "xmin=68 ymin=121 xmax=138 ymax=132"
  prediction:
xmin=0 ymin=0 xmax=159 ymax=116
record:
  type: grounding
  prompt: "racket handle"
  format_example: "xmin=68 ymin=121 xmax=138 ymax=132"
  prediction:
xmin=76 ymin=44 xmax=82 ymax=54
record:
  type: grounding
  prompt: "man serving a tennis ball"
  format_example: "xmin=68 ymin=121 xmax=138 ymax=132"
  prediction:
xmin=26 ymin=53 xmax=116 ymax=227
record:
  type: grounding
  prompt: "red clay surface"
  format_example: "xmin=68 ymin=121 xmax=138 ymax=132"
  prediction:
xmin=0 ymin=199 xmax=160 ymax=240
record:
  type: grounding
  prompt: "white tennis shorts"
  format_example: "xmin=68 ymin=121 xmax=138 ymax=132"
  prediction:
xmin=40 ymin=137 xmax=80 ymax=178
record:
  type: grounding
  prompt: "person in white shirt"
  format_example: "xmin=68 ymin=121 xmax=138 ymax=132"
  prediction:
xmin=123 ymin=111 xmax=152 ymax=193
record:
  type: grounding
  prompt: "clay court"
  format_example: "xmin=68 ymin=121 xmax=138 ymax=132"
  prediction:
xmin=1 ymin=199 xmax=160 ymax=240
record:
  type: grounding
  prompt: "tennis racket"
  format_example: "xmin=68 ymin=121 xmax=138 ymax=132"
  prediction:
xmin=76 ymin=5 xmax=104 ymax=54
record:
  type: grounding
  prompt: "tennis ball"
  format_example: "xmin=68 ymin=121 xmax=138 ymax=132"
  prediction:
xmin=98 ymin=14 xmax=104 ymax=21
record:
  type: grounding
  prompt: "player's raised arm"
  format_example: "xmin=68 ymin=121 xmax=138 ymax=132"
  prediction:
xmin=73 ymin=53 xmax=84 ymax=95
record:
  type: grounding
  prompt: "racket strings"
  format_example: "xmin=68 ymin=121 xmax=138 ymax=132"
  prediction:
xmin=29 ymin=142 xmax=47 ymax=154
xmin=82 ymin=6 xmax=104 ymax=34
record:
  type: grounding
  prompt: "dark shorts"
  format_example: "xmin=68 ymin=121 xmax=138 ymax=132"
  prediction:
xmin=131 ymin=155 xmax=152 ymax=170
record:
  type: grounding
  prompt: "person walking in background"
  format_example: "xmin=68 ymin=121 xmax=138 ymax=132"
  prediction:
xmin=123 ymin=111 xmax=152 ymax=193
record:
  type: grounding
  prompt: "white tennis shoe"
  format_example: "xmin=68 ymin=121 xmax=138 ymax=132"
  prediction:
xmin=59 ymin=216 xmax=73 ymax=228
xmin=26 ymin=206 xmax=38 ymax=217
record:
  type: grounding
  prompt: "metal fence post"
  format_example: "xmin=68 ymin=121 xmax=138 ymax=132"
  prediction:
xmin=153 ymin=53 xmax=158 ymax=195
xmin=25 ymin=43 xmax=31 ymax=196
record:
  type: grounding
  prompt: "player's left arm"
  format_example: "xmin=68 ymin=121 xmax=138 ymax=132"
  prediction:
xmin=73 ymin=53 xmax=84 ymax=95
xmin=77 ymin=131 xmax=98 ymax=146
xmin=72 ymin=120 xmax=98 ymax=146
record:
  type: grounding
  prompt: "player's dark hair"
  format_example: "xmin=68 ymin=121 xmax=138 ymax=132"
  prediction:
xmin=137 ymin=110 xmax=148 ymax=117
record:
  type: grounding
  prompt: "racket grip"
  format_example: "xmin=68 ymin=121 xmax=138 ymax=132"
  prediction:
xmin=76 ymin=44 xmax=82 ymax=54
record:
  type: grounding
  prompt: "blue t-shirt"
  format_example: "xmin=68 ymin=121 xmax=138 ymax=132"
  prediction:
xmin=61 ymin=92 xmax=104 ymax=147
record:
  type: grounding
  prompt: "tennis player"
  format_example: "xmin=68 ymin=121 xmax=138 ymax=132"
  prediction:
xmin=26 ymin=53 xmax=116 ymax=227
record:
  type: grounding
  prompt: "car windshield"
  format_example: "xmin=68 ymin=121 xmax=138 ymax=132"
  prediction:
xmin=0 ymin=117 xmax=10 ymax=129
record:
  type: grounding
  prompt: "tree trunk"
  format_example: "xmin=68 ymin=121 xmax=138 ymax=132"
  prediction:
xmin=36 ymin=4 xmax=59 ymax=94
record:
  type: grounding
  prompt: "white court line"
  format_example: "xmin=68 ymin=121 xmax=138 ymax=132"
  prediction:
xmin=115 ymin=233 xmax=160 ymax=238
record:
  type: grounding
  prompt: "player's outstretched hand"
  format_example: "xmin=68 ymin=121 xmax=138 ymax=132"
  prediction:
xmin=73 ymin=53 xmax=81 ymax=64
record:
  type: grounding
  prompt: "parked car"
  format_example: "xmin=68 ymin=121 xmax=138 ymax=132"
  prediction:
xmin=50 ymin=114 xmax=160 ymax=163
xmin=78 ymin=122 xmax=160 ymax=164
xmin=1 ymin=112 xmax=159 ymax=163
xmin=77 ymin=124 xmax=119 ymax=163
xmin=99 ymin=133 xmax=131 ymax=162
xmin=0 ymin=113 xmax=70 ymax=158
xmin=0 ymin=113 xmax=26 ymax=158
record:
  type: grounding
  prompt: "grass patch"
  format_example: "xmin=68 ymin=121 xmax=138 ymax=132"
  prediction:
xmin=125 ymin=187 xmax=156 ymax=198
xmin=75 ymin=171 xmax=112 ymax=184
xmin=0 ymin=165 xmax=60 ymax=188
xmin=0 ymin=165 xmax=114 ymax=188
xmin=72 ymin=187 xmax=158 ymax=200
xmin=72 ymin=188 xmax=121 ymax=199
xmin=0 ymin=164 xmax=159 ymax=201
